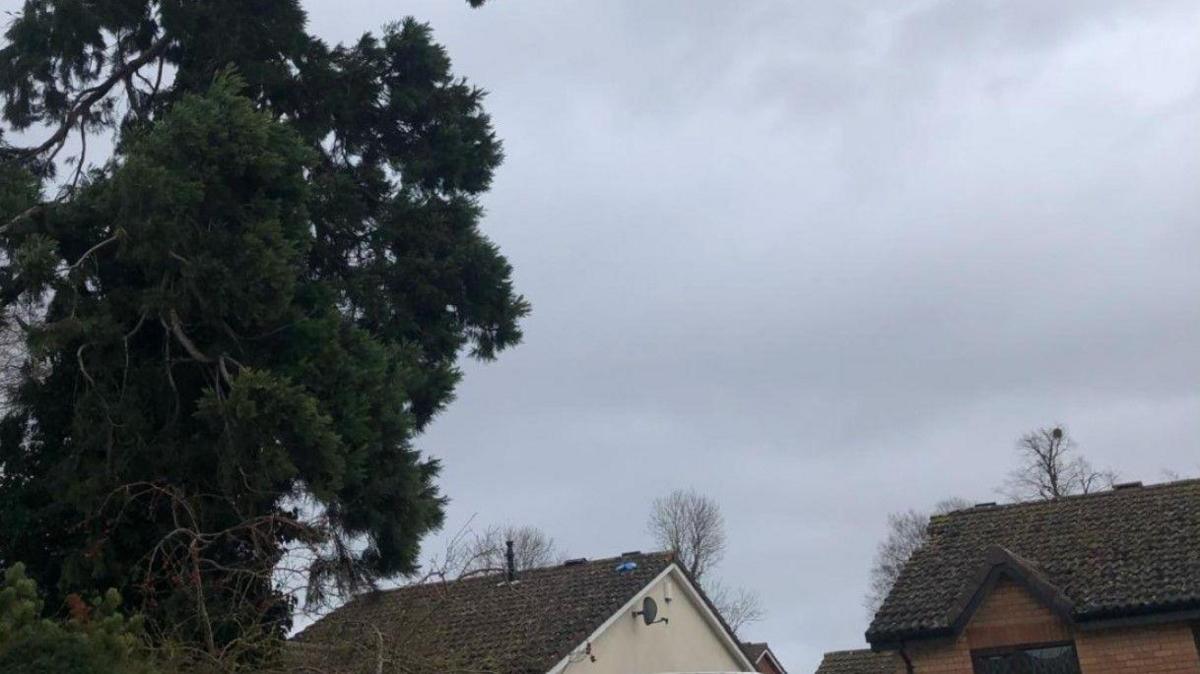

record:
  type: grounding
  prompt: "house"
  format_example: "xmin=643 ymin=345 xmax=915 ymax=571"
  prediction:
xmin=857 ymin=478 xmax=1200 ymax=674
xmin=288 ymin=550 xmax=756 ymax=673
xmin=743 ymin=641 xmax=789 ymax=673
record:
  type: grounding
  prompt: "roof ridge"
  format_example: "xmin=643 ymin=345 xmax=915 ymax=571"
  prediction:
xmin=931 ymin=477 xmax=1200 ymax=520
xmin=824 ymin=648 xmax=880 ymax=656
xmin=342 ymin=549 xmax=675 ymax=600
xmin=562 ymin=549 xmax=674 ymax=565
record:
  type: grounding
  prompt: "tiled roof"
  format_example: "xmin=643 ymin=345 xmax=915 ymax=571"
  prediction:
xmin=867 ymin=479 xmax=1200 ymax=644
xmin=743 ymin=641 xmax=769 ymax=662
xmin=287 ymin=551 xmax=676 ymax=673
xmin=814 ymin=649 xmax=898 ymax=674
xmin=744 ymin=641 xmax=789 ymax=674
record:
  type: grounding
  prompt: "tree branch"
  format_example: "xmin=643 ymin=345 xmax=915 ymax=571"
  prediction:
xmin=68 ymin=230 xmax=123 ymax=272
xmin=6 ymin=39 xmax=170 ymax=163
xmin=0 ymin=204 xmax=45 ymax=236
xmin=165 ymin=309 xmax=213 ymax=364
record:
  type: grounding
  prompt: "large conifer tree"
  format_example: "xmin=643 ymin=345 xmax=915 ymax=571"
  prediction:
xmin=0 ymin=0 xmax=526 ymax=660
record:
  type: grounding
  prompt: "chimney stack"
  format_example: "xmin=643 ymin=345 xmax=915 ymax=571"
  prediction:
xmin=505 ymin=540 xmax=516 ymax=582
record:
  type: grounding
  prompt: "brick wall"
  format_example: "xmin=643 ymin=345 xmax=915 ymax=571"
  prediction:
xmin=891 ymin=578 xmax=1200 ymax=674
xmin=1076 ymin=623 xmax=1200 ymax=674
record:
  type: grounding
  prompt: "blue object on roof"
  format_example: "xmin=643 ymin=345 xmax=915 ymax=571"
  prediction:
xmin=615 ymin=561 xmax=638 ymax=573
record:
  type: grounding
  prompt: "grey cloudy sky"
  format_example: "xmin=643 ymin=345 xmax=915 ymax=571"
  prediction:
xmin=307 ymin=1 xmax=1198 ymax=670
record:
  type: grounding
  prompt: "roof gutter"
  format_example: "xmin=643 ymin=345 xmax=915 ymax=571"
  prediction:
xmin=866 ymin=625 xmax=954 ymax=652
xmin=1075 ymin=606 xmax=1200 ymax=631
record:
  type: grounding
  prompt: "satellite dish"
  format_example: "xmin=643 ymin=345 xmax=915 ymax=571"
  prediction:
xmin=633 ymin=596 xmax=667 ymax=625
xmin=639 ymin=597 xmax=657 ymax=624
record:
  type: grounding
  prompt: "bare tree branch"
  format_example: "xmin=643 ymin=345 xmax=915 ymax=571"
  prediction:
xmin=647 ymin=488 xmax=726 ymax=582
xmin=1002 ymin=425 xmax=1116 ymax=501
xmin=865 ymin=498 xmax=970 ymax=615
xmin=460 ymin=524 xmax=562 ymax=575
xmin=93 ymin=481 xmax=327 ymax=669
xmin=645 ymin=488 xmax=764 ymax=633
xmin=707 ymin=579 xmax=765 ymax=635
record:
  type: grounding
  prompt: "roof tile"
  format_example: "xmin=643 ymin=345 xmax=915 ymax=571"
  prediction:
xmin=814 ymin=649 xmax=897 ymax=674
xmin=867 ymin=479 xmax=1200 ymax=644
xmin=288 ymin=551 xmax=675 ymax=673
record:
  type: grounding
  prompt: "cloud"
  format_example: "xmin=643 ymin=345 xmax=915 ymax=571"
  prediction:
xmin=298 ymin=0 xmax=1200 ymax=669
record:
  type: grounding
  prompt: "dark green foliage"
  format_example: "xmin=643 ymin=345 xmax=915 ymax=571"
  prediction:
xmin=0 ymin=563 xmax=161 ymax=674
xmin=0 ymin=0 xmax=525 ymax=664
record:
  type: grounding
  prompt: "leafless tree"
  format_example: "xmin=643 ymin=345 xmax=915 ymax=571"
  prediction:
xmin=1159 ymin=468 xmax=1199 ymax=482
xmin=706 ymin=579 xmax=765 ymax=635
xmin=1002 ymin=426 xmax=1116 ymax=501
xmin=647 ymin=488 xmax=726 ymax=582
xmin=646 ymin=488 xmax=764 ymax=632
xmin=865 ymin=498 xmax=970 ymax=614
xmin=461 ymin=524 xmax=562 ymax=574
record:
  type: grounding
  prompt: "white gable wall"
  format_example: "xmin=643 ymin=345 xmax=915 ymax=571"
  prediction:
xmin=547 ymin=566 xmax=752 ymax=674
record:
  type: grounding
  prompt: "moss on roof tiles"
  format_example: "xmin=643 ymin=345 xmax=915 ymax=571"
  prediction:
xmin=285 ymin=551 xmax=676 ymax=673
xmin=815 ymin=649 xmax=898 ymax=674
xmin=867 ymin=479 xmax=1200 ymax=644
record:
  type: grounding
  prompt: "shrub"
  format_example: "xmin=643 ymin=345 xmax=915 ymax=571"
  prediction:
xmin=0 ymin=563 xmax=160 ymax=674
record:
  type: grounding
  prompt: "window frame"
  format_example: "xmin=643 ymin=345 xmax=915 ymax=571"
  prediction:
xmin=970 ymin=641 xmax=1081 ymax=674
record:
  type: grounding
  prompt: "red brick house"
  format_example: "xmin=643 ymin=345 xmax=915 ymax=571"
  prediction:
xmin=829 ymin=479 xmax=1200 ymax=674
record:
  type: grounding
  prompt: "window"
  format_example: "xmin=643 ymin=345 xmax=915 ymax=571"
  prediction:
xmin=972 ymin=644 xmax=1081 ymax=674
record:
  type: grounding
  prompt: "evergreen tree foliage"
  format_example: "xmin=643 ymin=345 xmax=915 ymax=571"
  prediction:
xmin=0 ymin=563 xmax=160 ymax=674
xmin=0 ymin=0 xmax=526 ymax=662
